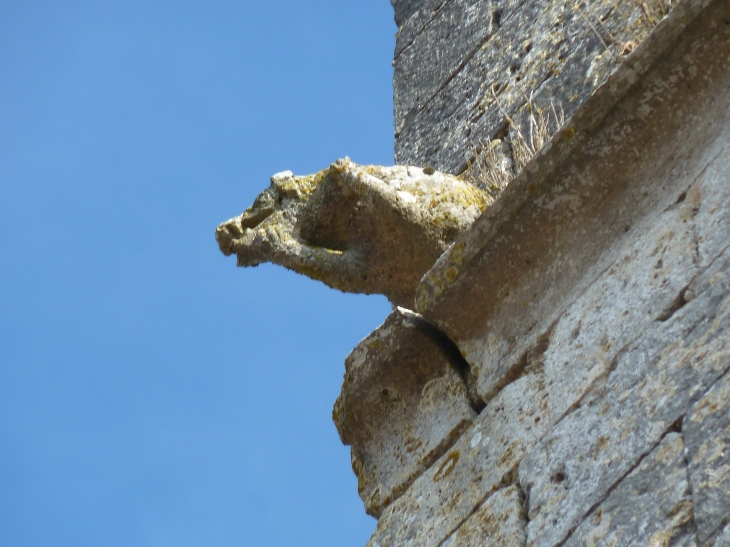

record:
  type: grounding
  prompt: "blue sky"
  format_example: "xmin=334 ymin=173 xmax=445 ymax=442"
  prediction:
xmin=0 ymin=2 xmax=396 ymax=545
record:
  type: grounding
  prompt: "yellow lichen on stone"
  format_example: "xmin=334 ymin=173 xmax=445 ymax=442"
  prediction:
xmin=433 ymin=450 xmax=461 ymax=482
xmin=217 ymin=158 xmax=492 ymax=306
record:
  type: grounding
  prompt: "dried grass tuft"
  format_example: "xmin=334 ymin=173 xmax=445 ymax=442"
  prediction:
xmin=634 ymin=0 xmax=675 ymax=28
xmin=462 ymin=138 xmax=514 ymax=196
xmin=463 ymin=0 xmax=675 ymax=194
xmin=511 ymin=101 xmax=565 ymax=173
xmin=463 ymin=96 xmax=564 ymax=195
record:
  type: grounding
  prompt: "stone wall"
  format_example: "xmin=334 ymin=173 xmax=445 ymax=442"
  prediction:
xmin=336 ymin=0 xmax=730 ymax=544
xmin=392 ymin=0 xmax=680 ymax=177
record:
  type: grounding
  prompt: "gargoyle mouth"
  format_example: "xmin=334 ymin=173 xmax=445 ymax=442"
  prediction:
xmin=214 ymin=219 xmax=239 ymax=256
xmin=215 ymin=187 xmax=278 ymax=256
xmin=239 ymin=187 xmax=276 ymax=229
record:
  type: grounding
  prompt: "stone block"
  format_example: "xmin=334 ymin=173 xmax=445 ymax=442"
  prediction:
xmin=394 ymin=0 xmax=448 ymax=57
xmin=394 ymin=0 xmax=645 ymax=172
xmin=393 ymin=0 xmax=494 ymax=132
xmin=563 ymin=433 xmax=697 ymax=547
xmin=542 ymin=201 xmax=699 ymax=424
xmin=366 ymin=372 xmax=549 ymax=547
xmin=392 ymin=0 xmax=438 ymax=28
xmin=684 ymin=369 xmax=730 ymax=544
xmin=441 ymin=485 xmax=527 ymax=547
xmin=333 ymin=308 xmax=476 ymax=518
xmin=519 ymin=265 xmax=730 ymax=547
xmin=693 ymin=139 xmax=730 ymax=271
xmin=395 ymin=0 xmax=719 ymax=174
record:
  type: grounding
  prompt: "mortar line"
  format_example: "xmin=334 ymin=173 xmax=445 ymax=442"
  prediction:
xmin=552 ymin=358 xmax=730 ymax=547
xmin=551 ymin=424 xmax=685 ymax=547
xmin=433 ymin=480 xmax=527 ymax=547
xmin=393 ymin=0 xmax=451 ymax=63
xmin=396 ymin=28 xmax=496 ymax=138
xmin=677 ymin=423 xmax=702 ymax=543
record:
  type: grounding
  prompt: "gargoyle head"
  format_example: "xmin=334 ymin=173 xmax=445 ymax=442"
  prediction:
xmin=216 ymin=158 xmax=491 ymax=307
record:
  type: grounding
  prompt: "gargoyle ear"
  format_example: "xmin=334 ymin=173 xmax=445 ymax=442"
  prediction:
xmin=270 ymin=170 xmax=305 ymax=199
xmin=270 ymin=170 xmax=293 ymax=183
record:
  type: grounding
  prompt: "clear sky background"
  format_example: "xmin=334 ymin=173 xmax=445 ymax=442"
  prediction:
xmin=0 ymin=1 xmax=396 ymax=545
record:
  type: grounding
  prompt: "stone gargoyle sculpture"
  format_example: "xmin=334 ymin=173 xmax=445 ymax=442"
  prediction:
xmin=215 ymin=157 xmax=492 ymax=307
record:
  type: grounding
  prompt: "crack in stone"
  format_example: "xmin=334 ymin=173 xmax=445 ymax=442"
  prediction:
xmin=433 ymin=482 xmax=529 ymax=547
xmin=677 ymin=421 xmax=701 ymax=545
xmin=411 ymin=313 xmax=487 ymax=412
xmin=551 ymin=425 xmax=688 ymax=547
xmin=496 ymin=320 xmax=554 ymax=391
xmin=552 ymin=356 xmax=730 ymax=547
xmin=683 ymin=366 xmax=730 ymax=544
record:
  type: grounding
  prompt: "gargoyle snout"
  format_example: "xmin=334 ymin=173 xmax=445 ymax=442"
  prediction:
xmin=215 ymin=219 xmax=242 ymax=256
xmin=216 ymin=183 xmax=282 ymax=258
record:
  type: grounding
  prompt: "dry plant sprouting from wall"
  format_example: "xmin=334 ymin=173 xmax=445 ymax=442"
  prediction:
xmin=463 ymin=0 xmax=676 ymax=195
xmin=511 ymin=100 xmax=565 ymax=173
xmin=579 ymin=0 xmax=676 ymax=52
xmin=634 ymin=0 xmax=675 ymax=28
xmin=463 ymin=96 xmax=564 ymax=196
xmin=461 ymin=138 xmax=514 ymax=197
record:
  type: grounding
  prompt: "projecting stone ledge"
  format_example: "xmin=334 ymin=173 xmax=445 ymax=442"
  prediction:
xmin=216 ymin=158 xmax=491 ymax=308
xmin=333 ymin=307 xmax=476 ymax=518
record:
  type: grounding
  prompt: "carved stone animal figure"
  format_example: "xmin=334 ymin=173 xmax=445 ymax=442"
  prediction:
xmin=216 ymin=157 xmax=491 ymax=307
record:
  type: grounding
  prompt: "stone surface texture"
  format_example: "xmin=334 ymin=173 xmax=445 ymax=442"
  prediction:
xmin=393 ymin=0 xmax=493 ymax=133
xmin=441 ymin=485 xmax=527 ymax=547
xmin=216 ymin=158 xmax=490 ymax=307
xmin=685 ymin=369 xmax=730 ymax=544
xmin=517 ymin=152 xmax=730 ymax=546
xmin=333 ymin=307 xmax=476 ymax=518
xmin=415 ymin=0 xmax=730 ymax=404
xmin=562 ymin=433 xmax=697 ymax=547
xmin=366 ymin=371 xmax=549 ymax=547
xmin=714 ymin=524 xmax=730 ymax=547
xmin=392 ymin=0 xmax=692 ymax=175
xmin=346 ymin=0 xmax=730 ymax=544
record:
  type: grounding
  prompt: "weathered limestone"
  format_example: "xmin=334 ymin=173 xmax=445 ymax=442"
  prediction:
xmin=714 ymin=524 xmax=730 ymax=547
xmin=414 ymin=0 xmax=730 ymax=404
xmin=342 ymin=1 xmax=730 ymax=545
xmin=685 ymin=370 xmax=730 ymax=544
xmin=366 ymin=372 xmax=549 ymax=547
xmin=519 ymin=259 xmax=730 ymax=547
xmin=393 ymin=0 xmax=493 ymax=132
xmin=694 ymin=140 xmax=730 ymax=273
xmin=441 ymin=485 xmax=527 ymax=547
xmin=216 ymin=158 xmax=491 ymax=307
xmin=540 ymin=198 xmax=700 ymax=424
xmin=391 ymin=0 xmax=450 ymax=60
xmin=393 ymin=0 xmax=704 ymax=174
xmin=333 ymin=308 xmax=476 ymax=518
xmin=391 ymin=0 xmax=436 ymax=28
xmin=562 ymin=433 xmax=697 ymax=547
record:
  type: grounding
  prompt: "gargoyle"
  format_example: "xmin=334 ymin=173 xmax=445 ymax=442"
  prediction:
xmin=216 ymin=157 xmax=491 ymax=307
